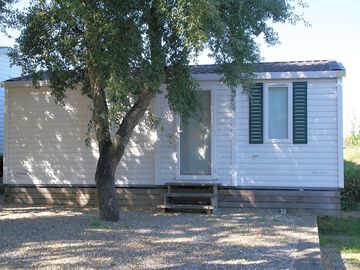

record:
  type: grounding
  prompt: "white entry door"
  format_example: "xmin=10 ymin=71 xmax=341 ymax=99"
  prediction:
xmin=179 ymin=90 xmax=212 ymax=176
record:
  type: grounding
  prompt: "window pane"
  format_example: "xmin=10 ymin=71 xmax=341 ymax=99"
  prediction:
xmin=268 ymin=87 xmax=288 ymax=139
xmin=180 ymin=91 xmax=211 ymax=175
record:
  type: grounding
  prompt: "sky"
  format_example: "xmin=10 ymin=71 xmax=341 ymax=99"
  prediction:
xmin=1 ymin=0 xmax=360 ymax=135
xmin=262 ymin=0 xmax=360 ymax=136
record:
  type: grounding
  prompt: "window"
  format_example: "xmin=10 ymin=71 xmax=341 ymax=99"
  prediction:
xmin=249 ymin=82 xmax=307 ymax=144
xmin=268 ymin=87 xmax=288 ymax=139
xmin=265 ymin=84 xmax=292 ymax=141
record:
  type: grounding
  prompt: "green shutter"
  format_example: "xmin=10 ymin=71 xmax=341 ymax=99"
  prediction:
xmin=293 ymin=82 xmax=308 ymax=144
xmin=249 ymin=83 xmax=263 ymax=144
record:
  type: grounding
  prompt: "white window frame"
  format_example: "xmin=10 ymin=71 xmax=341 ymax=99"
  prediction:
xmin=264 ymin=83 xmax=293 ymax=143
xmin=175 ymin=88 xmax=217 ymax=181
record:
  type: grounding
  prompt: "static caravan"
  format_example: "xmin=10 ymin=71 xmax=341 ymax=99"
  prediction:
xmin=3 ymin=60 xmax=345 ymax=213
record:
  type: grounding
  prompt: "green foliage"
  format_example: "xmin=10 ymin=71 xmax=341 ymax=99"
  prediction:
xmin=89 ymin=218 xmax=109 ymax=228
xmin=342 ymin=147 xmax=360 ymax=210
xmin=319 ymin=216 xmax=360 ymax=236
xmin=345 ymin=113 xmax=360 ymax=146
xmin=8 ymin=0 xmax=306 ymax=129
xmin=89 ymin=218 xmax=102 ymax=228
xmin=318 ymin=216 xmax=360 ymax=255
xmin=344 ymin=136 xmax=359 ymax=147
xmin=342 ymin=161 xmax=360 ymax=211
xmin=0 ymin=0 xmax=18 ymax=33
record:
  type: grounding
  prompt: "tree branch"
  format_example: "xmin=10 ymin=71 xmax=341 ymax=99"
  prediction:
xmin=88 ymin=53 xmax=112 ymax=153
xmin=112 ymin=87 xmax=155 ymax=160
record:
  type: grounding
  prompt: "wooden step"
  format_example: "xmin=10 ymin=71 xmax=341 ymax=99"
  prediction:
xmin=157 ymin=204 xmax=214 ymax=210
xmin=165 ymin=192 xmax=214 ymax=198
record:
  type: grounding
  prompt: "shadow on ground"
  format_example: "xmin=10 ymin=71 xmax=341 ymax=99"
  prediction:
xmin=0 ymin=205 xmax=328 ymax=269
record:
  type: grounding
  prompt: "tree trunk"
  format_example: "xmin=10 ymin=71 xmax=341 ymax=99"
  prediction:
xmin=95 ymin=147 xmax=119 ymax=221
xmin=85 ymin=2 xmax=163 ymax=222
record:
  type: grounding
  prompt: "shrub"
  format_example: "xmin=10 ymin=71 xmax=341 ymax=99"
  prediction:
xmin=342 ymin=161 xmax=360 ymax=210
xmin=345 ymin=135 xmax=360 ymax=147
xmin=345 ymin=113 xmax=360 ymax=146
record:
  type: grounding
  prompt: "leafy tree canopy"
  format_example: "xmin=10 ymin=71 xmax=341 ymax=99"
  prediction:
xmin=0 ymin=0 xmax=18 ymax=33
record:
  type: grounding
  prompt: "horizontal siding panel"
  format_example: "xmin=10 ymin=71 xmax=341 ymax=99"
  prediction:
xmin=238 ymin=163 xmax=337 ymax=170
xmin=236 ymin=128 xmax=338 ymax=136
xmin=237 ymin=120 xmax=337 ymax=128
xmin=237 ymin=175 xmax=337 ymax=182
xmin=237 ymin=134 xmax=337 ymax=141
xmin=9 ymin=121 xmax=89 ymax=128
xmin=308 ymin=117 xmax=337 ymax=123
xmin=9 ymin=114 xmax=90 ymax=121
xmin=238 ymin=169 xmax=336 ymax=176
xmin=308 ymin=100 xmax=336 ymax=106
xmin=308 ymin=106 xmax=337 ymax=112
xmin=240 ymin=141 xmax=337 ymax=147
xmin=308 ymin=89 xmax=337 ymax=95
xmin=237 ymin=145 xmax=337 ymax=151
xmin=236 ymin=181 xmax=339 ymax=188
xmin=9 ymin=148 xmax=153 ymax=156
xmin=308 ymin=93 xmax=336 ymax=99
xmin=9 ymin=162 xmax=154 ymax=171
xmin=237 ymin=110 xmax=337 ymax=118
xmin=239 ymin=158 xmax=337 ymax=164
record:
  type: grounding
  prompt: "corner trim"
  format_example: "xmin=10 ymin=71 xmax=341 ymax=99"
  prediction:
xmin=337 ymin=78 xmax=344 ymax=188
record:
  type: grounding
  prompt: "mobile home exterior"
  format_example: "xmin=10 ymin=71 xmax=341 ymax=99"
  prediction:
xmin=3 ymin=60 xmax=345 ymax=212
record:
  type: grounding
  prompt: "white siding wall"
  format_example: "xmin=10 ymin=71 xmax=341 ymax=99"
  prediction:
xmin=154 ymin=90 xmax=177 ymax=184
xmin=236 ymin=78 xmax=340 ymax=188
xmin=5 ymin=77 xmax=341 ymax=188
xmin=5 ymin=87 xmax=155 ymax=185
xmin=214 ymin=84 xmax=233 ymax=186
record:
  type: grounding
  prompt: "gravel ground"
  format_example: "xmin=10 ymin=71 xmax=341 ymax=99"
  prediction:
xmin=0 ymin=205 xmax=316 ymax=270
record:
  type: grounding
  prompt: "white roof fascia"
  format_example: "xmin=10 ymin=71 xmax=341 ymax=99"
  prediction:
xmin=254 ymin=70 xmax=346 ymax=80
xmin=192 ymin=70 xmax=346 ymax=81
xmin=2 ymin=80 xmax=50 ymax=89
xmin=3 ymin=70 xmax=346 ymax=88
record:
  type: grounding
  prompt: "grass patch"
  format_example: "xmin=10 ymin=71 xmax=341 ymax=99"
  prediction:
xmin=278 ymin=238 xmax=288 ymax=244
xmin=318 ymin=216 xmax=360 ymax=268
xmin=231 ymin=224 xmax=250 ymax=231
xmin=318 ymin=216 xmax=360 ymax=236
xmin=89 ymin=218 xmax=109 ymax=229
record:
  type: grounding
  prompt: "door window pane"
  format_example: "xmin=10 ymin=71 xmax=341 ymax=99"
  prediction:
xmin=180 ymin=91 xmax=211 ymax=175
xmin=268 ymin=87 xmax=288 ymax=139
